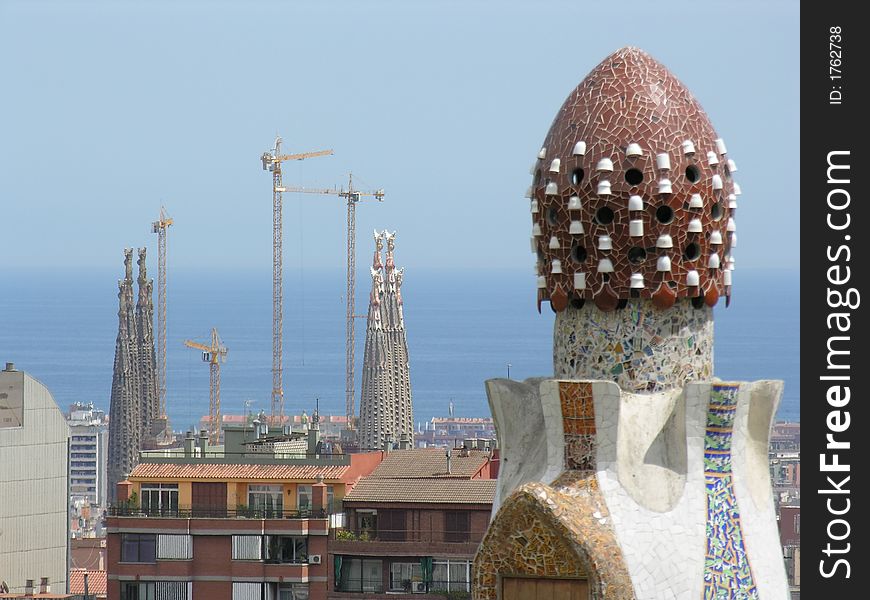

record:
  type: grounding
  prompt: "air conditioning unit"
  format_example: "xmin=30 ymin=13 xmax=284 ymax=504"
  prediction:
xmin=411 ymin=582 xmax=426 ymax=593
xmin=309 ymin=554 xmax=322 ymax=565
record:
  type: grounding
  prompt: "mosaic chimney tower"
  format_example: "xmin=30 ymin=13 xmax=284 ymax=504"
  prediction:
xmin=135 ymin=248 xmax=159 ymax=437
xmin=358 ymin=230 xmax=414 ymax=450
xmin=107 ymin=249 xmax=141 ymax=501
xmin=473 ymin=47 xmax=788 ymax=599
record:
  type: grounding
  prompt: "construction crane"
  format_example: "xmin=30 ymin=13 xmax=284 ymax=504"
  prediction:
xmin=184 ymin=328 xmax=228 ymax=444
xmin=284 ymin=174 xmax=385 ymax=429
xmin=260 ymin=137 xmax=333 ymax=425
xmin=152 ymin=206 xmax=173 ymax=418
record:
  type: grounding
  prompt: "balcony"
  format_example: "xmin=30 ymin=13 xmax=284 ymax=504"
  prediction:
xmin=108 ymin=505 xmax=328 ymax=519
xmin=329 ymin=527 xmax=485 ymax=558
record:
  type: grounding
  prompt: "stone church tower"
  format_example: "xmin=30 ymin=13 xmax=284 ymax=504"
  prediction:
xmin=108 ymin=248 xmax=159 ymax=501
xmin=472 ymin=47 xmax=788 ymax=599
xmin=358 ymin=231 xmax=413 ymax=450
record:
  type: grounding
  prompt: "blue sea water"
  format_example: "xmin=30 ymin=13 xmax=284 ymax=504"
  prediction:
xmin=0 ymin=267 xmax=799 ymax=431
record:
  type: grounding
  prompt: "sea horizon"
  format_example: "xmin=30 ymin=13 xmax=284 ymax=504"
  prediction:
xmin=0 ymin=266 xmax=800 ymax=430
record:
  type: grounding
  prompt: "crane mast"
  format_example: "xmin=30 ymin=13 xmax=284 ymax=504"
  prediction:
xmin=152 ymin=207 xmax=173 ymax=418
xmin=283 ymin=174 xmax=385 ymax=428
xmin=260 ymin=137 xmax=333 ymax=425
xmin=184 ymin=328 xmax=228 ymax=444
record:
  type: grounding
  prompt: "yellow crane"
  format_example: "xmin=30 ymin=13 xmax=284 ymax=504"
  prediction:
xmin=261 ymin=137 xmax=333 ymax=425
xmin=184 ymin=328 xmax=228 ymax=444
xmin=152 ymin=206 xmax=173 ymax=418
xmin=284 ymin=174 xmax=385 ymax=429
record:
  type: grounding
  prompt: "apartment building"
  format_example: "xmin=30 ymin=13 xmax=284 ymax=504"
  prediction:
xmin=106 ymin=424 xmax=383 ymax=600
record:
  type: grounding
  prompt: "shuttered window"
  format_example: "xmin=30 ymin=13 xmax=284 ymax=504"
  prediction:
xmin=232 ymin=582 xmax=263 ymax=600
xmin=157 ymin=534 xmax=193 ymax=560
xmin=155 ymin=581 xmax=191 ymax=600
xmin=232 ymin=535 xmax=263 ymax=560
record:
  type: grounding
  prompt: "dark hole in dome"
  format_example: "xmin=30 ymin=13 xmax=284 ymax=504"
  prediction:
xmin=667 ymin=280 xmax=677 ymax=289
xmin=630 ymin=289 xmax=640 ymax=298
xmin=655 ymin=205 xmax=674 ymax=224
xmin=547 ymin=207 xmax=559 ymax=226
xmin=691 ymin=295 xmax=706 ymax=309
xmin=711 ymin=201 xmax=724 ymax=221
xmin=534 ymin=169 xmax=541 ymax=185
xmin=628 ymin=247 xmax=647 ymax=264
xmin=625 ymin=168 xmax=644 ymax=186
xmin=572 ymin=168 xmax=585 ymax=185
xmin=616 ymin=298 xmax=628 ymax=309
xmin=594 ymin=206 xmax=615 ymax=225
xmin=572 ymin=245 xmax=588 ymax=263
xmin=602 ymin=273 xmax=611 ymax=283
xmin=571 ymin=298 xmax=586 ymax=310
xmin=685 ymin=165 xmax=701 ymax=183
xmin=684 ymin=242 xmax=701 ymax=261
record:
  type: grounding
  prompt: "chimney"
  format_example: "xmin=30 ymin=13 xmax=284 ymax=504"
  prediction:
xmin=198 ymin=429 xmax=208 ymax=456
xmin=183 ymin=431 xmax=195 ymax=458
xmin=84 ymin=573 xmax=90 ymax=598
xmin=24 ymin=580 xmax=34 ymax=596
xmin=3 ymin=362 xmax=15 ymax=372
xmin=307 ymin=426 xmax=320 ymax=457
xmin=446 ymin=448 xmax=452 ymax=475
xmin=116 ymin=480 xmax=133 ymax=504
xmin=399 ymin=433 xmax=410 ymax=450
xmin=39 ymin=577 xmax=50 ymax=594
xmin=311 ymin=474 xmax=328 ymax=515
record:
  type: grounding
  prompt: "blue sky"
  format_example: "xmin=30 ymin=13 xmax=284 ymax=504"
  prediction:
xmin=1 ymin=0 xmax=799 ymax=272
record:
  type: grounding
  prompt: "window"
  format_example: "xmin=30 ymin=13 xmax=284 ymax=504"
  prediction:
xmin=157 ymin=534 xmax=193 ymax=560
xmin=432 ymin=560 xmax=471 ymax=592
xmin=337 ymin=558 xmax=383 ymax=593
xmin=390 ymin=562 xmax=423 ymax=591
xmin=794 ymin=514 xmax=800 ymax=535
xmin=232 ymin=583 xmax=308 ymax=600
xmin=327 ymin=485 xmax=335 ymax=513
xmin=232 ymin=582 xmax=262 ymax=600
xmin=278 ymin=583 xmax=309 ymax=600
xmin=445 ymin=511 xmax=470 ymax=543
xmin=154 ymin=582 xmax=191 ymax=600
xmin=141 ymin=483 xmax=179 ymax=516
xmin=248 ymin=484 xmax=283 ymax=517
xmin=232 ymin=535 xmax=263 ymax=560
xmin=357 ymin=511 xmax=377 ymax=539
xmin=297 ymin=485 xmax=312 ymax=512
xmin=120 ymin=533 xmax=156 ymax=563
xmin=121 ymin=582 xmax=154 ymax=600
xmin=265 ymin=536 xmax=307 ymax=564
xmin=378 ymin=510 xmax=406 ymax=541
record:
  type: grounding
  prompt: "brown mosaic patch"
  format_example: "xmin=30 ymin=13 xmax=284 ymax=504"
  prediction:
xmin=559 ymin=382 xmax=597 ymax=470
xmin=472 ymin=481 xmax=635 ymax=600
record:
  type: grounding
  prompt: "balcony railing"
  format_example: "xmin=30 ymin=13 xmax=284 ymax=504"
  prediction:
xmin=335 ymin=579 xmax=470 ymax=597
xmin=108 ymin=505 xmax=328 ymax=519
xmin=331 ymin=527 xmax=486 ymax=544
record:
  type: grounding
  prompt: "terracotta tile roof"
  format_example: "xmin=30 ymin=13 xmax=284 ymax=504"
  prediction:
xmin=367 ymin=448 xmax=491 ymax=479
xmin=343 ymin=478 xmax=496 ymax=505
xmin=129 ymin=462 xmax=350 ymax=481
xmin=69 ymin=569 xmax=106 ymax=596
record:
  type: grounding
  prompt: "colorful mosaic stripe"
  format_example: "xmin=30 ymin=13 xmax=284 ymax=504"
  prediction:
xmin=703 ymin=385 xmax=758 ymax=599
xmin=559 ymin=382 xmax=596 ymax=471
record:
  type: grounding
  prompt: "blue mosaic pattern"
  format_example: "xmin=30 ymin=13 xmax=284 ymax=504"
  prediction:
xmin=703 ymin=384 xmax=758 ymax=600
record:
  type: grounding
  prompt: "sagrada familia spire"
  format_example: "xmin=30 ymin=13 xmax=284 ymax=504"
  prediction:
xmin=358 ymin=231 xmax=413 ymax=450
xmin=108 ymin=248 xmax=159 ymax=501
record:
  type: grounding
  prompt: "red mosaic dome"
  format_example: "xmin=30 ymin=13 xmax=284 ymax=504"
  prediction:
xmin=531 ymin=47 xmax=739 ymax=312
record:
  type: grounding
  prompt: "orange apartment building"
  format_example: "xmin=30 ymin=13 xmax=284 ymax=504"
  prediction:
xmin=106 ymin=425 xmax=383 ymax=600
